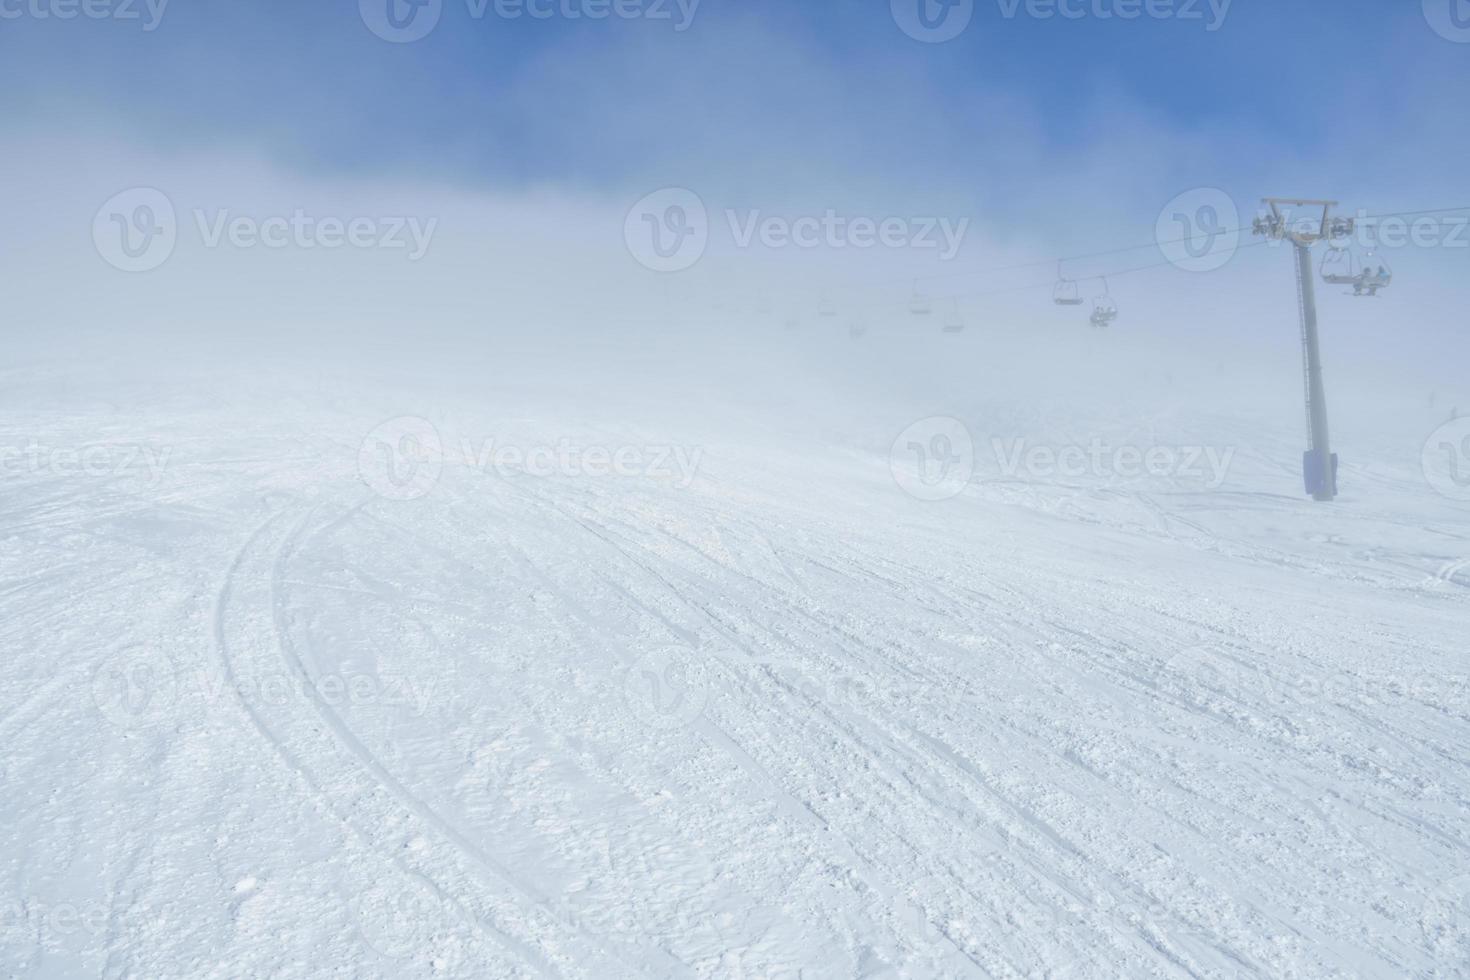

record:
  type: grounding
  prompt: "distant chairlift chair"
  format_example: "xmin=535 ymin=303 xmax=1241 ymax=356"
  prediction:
xmin=909 ymin=282 xmax=933 ymax=316
xmin=942 ymin=299 xmax=965 ymax=334
xmin=1090 ymin=279 xmax=1118 ymax=329
xmin=1053 ymin=262 xmax=1085 ymax=306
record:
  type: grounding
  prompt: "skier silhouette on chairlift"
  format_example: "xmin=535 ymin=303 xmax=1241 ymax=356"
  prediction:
xmin=1089 ymin=279 xmax=1117 ymax=328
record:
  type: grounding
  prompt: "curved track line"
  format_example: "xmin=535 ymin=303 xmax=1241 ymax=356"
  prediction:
xmin=212 ymin=507 xmax=560 ymax=978
xmin=279 ymin=498 xmax=696 ymax=980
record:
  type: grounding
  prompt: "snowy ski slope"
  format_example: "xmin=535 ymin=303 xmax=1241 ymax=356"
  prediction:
xmin=1 ymin=345 xmax=1466 ymax=979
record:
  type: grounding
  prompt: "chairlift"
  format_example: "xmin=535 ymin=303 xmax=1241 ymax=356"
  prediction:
xmin=1053 ymin=263 xmax=1084 ymax=306
xmin=1089 ymin=279 xmax=1118 ymax=329
xmin=1353 ymin=228 xmax=1392 ymax=296
xmin=1354 ymin=257 xmax=1392 ymax=296
xmin=942 ymin=299 xmax=965 ymax=334
xmin=848 ymin=321 xmax=868 ymax=340
xmin=818 ymin=295 xmax=838 ymax=318
xmin=1320 ymin=245 xmax=1359 ymax=285
xmin=909 ymin=282 xmax=932 ymax=316
xmin=1322 ymin=227 xmax=1394 ymax=297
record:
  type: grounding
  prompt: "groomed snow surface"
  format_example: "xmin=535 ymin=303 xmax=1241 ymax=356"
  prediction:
xmin=1 ymin=348 xmax=1467 ymax=979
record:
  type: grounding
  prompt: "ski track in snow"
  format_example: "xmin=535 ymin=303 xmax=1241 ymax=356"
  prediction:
xmin=1 ymin=390 xmax=1467 ymax=979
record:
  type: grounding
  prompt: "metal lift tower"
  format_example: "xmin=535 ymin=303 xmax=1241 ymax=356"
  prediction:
xmin=1253 ymin=199 xmax=1354 ymax=502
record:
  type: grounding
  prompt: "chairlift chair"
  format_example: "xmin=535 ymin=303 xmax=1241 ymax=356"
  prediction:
xmin=1089 ymin=279 xmax=1117 ymax=329
xmin=942 ymin=299 xmax=965 ymax=334
xmin=818 ymin=295 xmax=838 ymax=318
xmin=1353 ymin=237 xmax=1392 ymax=296
xmin=849 ymin=321 xmax=868 ymax=339
xmin=909 ymin=282 xmax=932 ymax=316
xmin=1054 ymin=280 xmax=1084 ymax=306
xmin=1322 ymin=234 xmax=1393 ymax=297
xmin=1320 ymin=245 xmax=1360 ymax=285
xmin=1090 ymin=301 xmax=1118 ymax=329
xmin=1053 ymin=263 xmax=1084 ymax=306
xmin=1353 ymin=259 xmax=1392 ymax=296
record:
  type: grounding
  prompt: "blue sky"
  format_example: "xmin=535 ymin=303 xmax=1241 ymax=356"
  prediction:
xmin=5 ymin=0 xmax=1466 ymax=212
xmin=1 ymin=0 xmax=1466 ymax=401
